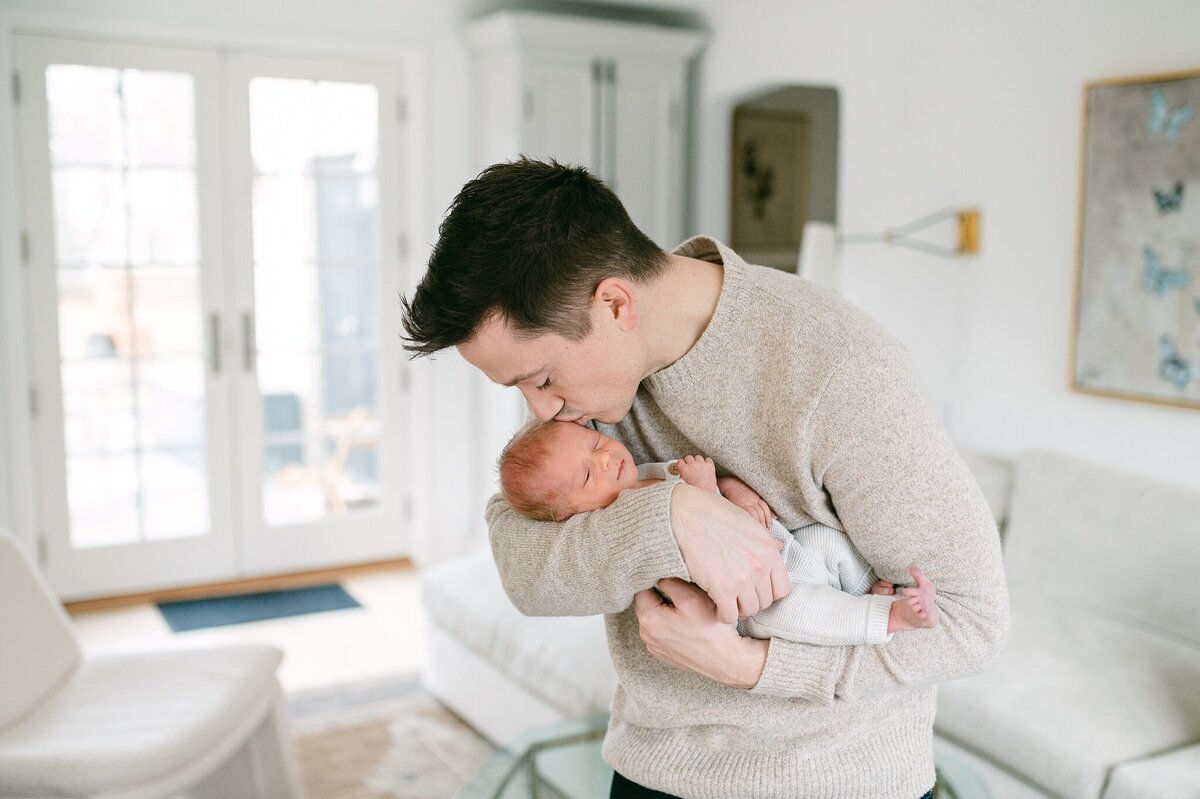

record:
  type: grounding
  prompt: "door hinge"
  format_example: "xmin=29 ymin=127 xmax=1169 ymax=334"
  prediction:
xmin=403 ymin=495 xmax=413 ymax=521
xmin=398 ymin=233 xmax=409 ymax=259
xmin=523 ymin=88 xmax=534 ymax=120
xmin=20 ymin=230 xmax=30 ymax=265
xmin=396 ymin=97 xmax=407 ymax=124
xmin=28 ymin=385 xmax=39 ymax=418
xmin=37 ymin=533 xmax=47 ymax=566
xmin=11 ymin=71 xmax=20 ymax=106
xmin=669 ymin=98 xmax=681 ymax=128
xmin=399 ymin=368 xmax=411 ymax=393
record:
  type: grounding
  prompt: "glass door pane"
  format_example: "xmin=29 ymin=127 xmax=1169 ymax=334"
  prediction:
xmin=228 ymin=53 xmax=406 ymax=575
xmin=248 ymin=77 xmax=384 ymax=527
xmin=46 ymin=64 xmax=211 ymax=547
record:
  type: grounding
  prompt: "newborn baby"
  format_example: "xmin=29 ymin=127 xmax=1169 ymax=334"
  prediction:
xmin=498 ymin=420 xmax=939 ymax=645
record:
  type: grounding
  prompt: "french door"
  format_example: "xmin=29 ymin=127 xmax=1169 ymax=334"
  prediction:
xmin=14 ymin=35 xmax=409 ymax=600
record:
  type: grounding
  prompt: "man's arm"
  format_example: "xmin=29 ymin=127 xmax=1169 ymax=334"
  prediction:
xmin=637 ymin=345 xmax=1009 ymax=701
xmin=485 ymin=481 xmax=685 ymax=616
xmin=487 ymin=479 xmax=789 ymax=619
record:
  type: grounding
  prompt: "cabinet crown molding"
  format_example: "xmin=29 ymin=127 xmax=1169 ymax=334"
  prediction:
xmin=465 ymin=10 xmax=705 ymax=61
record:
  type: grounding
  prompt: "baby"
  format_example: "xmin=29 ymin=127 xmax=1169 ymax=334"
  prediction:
xmin=499 ymin=419 xmax=940 ymax=645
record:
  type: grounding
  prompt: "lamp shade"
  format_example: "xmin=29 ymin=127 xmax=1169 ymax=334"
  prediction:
xmin=797 ymin=220 xmax=841 ymax=293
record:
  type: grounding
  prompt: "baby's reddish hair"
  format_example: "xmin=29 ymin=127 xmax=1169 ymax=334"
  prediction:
xmin=498 ymin=420 xmax=565 ymax=521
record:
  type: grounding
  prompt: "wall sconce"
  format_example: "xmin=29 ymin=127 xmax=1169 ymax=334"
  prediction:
xmin=798 ymin=208 xmax=982 ymax=293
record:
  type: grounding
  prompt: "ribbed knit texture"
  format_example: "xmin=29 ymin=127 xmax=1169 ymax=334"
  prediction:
xmin=485 ymin=237 xmax=1009 ymax=798
xmin=741 ymin=522 xmax=896 ymax=647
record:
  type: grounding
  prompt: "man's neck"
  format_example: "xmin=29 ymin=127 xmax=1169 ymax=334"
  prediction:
xmin=637 ymin=253 xmax=724 ymax=378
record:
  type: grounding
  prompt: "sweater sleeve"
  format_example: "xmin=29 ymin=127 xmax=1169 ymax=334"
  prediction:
xmin=485 ymin=479 xmax=691 ymax=617
xmin=751 ymin=344 xmax=1010 ymax=701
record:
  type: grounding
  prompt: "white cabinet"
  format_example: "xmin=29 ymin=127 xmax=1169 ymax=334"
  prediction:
xmin=465 ymin=11 xmax=704 ymax=249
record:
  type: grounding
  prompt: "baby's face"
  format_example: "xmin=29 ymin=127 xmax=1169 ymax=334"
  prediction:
xmin=538 ymin=422 xmax=639 ymax=519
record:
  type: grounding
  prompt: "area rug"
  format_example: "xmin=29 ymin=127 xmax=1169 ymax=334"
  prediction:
xmin=288 ymin=674 xmax=496 ymax=799
xmin=158 ymin=583 xmax=361 ymax=632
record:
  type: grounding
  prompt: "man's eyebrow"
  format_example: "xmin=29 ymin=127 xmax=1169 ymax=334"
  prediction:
xmin=502 ymin=368 xmax=545 ymax=388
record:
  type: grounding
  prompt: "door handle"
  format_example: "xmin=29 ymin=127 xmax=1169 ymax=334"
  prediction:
xmin=209 ymin=313 xmax=222 ymax=374
xmin=242 ymin=312 xmax=256 ymax=372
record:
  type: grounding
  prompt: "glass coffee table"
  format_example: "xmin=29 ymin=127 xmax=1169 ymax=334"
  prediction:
xmin=457 ymin=715 xmax=611 ymax=799
xmin=458 ymin=714 xmax=991 ymax=799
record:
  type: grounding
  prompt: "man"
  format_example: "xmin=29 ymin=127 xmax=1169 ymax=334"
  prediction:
xmin=402 ymin=158 xmax=1008 ymax=799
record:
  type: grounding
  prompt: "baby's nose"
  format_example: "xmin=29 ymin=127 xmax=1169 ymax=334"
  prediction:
xmin=600 ymin=450 xmax=612 ymax=470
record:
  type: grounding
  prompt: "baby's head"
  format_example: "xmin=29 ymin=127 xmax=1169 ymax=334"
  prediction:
xmin=499 ymin=420 xmax=638 ymax=521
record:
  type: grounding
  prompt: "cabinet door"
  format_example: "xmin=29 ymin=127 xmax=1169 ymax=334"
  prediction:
xmin=522 ymin=55 xmax=598 ymax=173
xmin=611 ymin=59 xmax=684 ymax=248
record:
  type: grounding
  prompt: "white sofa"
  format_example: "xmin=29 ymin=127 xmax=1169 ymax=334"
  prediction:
xmin=421 ymin=450 xmax=1200 ymax=798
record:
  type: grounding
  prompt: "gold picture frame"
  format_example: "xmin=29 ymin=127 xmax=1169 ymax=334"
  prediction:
xmin=1071 ymin=67 xmax=1200 ymax=410
xmin=730 ymin=108 xmax=811 ymax=253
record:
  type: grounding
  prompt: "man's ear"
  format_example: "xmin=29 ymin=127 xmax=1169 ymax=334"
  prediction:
xmin=593 ymin=277 xmax=638 ymax=331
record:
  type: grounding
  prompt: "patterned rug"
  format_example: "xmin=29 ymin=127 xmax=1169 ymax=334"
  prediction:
xmin=288 ymin=674 xmax=495 ymax=799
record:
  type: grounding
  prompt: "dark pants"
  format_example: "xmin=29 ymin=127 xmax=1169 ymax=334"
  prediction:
xmin=611 ymin=771 xmax=936 ymax=799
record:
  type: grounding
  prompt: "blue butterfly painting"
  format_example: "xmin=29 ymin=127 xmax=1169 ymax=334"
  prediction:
xmin=1159 ymin=335 xmax=1197 ymax=390
xmin=1142 ymin=246 xmax=1191 ymax=296
xmin=1149 ymin=89 xmax=1195 ymax=143
xmin=1153 ymin=181 xmax=1183 ymax=214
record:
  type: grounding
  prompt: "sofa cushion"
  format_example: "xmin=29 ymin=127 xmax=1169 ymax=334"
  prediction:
xmin=1104 ymin=744 xmax=1200 ymax=799
xmin=1004 ymin=450 xmax=1200 ymax=647
xmin=959 ymin=450 xmax=1012 ymax=532
xmin=0 ymin=645 xmax=282 ymax=796
xmin=936 ymin=591 xmax=1200 ymax=799
xmin=0 ymin=529 xmax=81 ymax=732
xmin=422 ymin=546 xmax=616 ymax=718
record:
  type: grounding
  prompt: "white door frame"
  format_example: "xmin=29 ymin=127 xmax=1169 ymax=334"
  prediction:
xmin=10 ymin=33 xmax=412 ymax=598
xmin=13 ymin=34 xmax=238 ymax=598
xmin=225 ymin=52 xmax=408 ymax=576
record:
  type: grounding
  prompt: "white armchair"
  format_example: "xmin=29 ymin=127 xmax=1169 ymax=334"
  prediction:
xmin=0 ymin=528 xmax=305 ymax=799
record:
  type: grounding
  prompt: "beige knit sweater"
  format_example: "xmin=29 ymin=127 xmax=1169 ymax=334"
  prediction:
xmin=485 ymin=236 xmax=1009 ymax=799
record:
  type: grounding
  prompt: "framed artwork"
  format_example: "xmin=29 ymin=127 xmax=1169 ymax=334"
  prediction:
xmin=1072 ymin=69 xmax=1200 ymax=409
xmin=730 ymin=109 xmax=811 ymax=251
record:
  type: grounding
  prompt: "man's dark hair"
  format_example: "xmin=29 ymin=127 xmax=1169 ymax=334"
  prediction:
xmin=400 ymin=157 xmax=669 ymax=356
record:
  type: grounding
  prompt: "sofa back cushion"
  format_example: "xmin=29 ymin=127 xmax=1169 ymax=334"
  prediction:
xmin=0 ymin=528 xmax=81 ymax=731
xmin=1004 ymin=450 xmax=1200 ymax=647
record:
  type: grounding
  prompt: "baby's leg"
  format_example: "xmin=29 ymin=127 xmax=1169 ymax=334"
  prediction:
xmin=887 ymin=567 xmax=940 ymax=632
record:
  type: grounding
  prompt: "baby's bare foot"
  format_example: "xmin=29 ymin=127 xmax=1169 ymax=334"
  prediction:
xmin=887 ymin=567 xmax=940 ymax=633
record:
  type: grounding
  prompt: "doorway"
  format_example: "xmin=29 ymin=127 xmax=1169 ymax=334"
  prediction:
xmin=13 ymin=34 xmax=411 ymax=600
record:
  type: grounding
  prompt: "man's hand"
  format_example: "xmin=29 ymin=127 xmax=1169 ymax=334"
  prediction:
xmin=669 ymin=483 xmax=790 ymax=623
xmin=634 ymin=578 xmax=769 ymax=688
xmin=716 ymin=475 xmax=774 ymax=528
xmin=675 ymin=455 xmax=719 ymax=493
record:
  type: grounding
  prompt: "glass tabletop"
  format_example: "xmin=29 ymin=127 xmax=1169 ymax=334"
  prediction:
xmin=457 ymin=714 xmax=611 ymax=799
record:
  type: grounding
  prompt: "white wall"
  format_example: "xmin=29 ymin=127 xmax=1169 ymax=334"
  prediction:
xmin=5 ymin=0 xmax=1197 ymax=565
xmin=691 ymin=0 xmax=1200 ymax=487
xmin=0 ymin=0 xmax=490 ymax=558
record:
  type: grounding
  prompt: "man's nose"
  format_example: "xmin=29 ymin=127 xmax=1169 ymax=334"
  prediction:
xmin=521 ymin=388 xmax=563 ymax=422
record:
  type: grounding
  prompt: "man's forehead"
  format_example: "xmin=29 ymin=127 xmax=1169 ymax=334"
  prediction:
xmin=457 ymin=316 xmax=563 ymax=384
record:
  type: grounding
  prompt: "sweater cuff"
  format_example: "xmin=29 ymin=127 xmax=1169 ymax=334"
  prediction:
xmin=865 ymin=595 xmax=895 ymax=645
xmin=608 ymin=478 xmax=691 ymax=585
xmin=748 ymin=636 xmax=846 ymax=702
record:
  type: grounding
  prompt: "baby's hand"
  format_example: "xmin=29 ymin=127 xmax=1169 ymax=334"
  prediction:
xmin=675 ymin=455 xmax=719 ymax=493
xmin=716 ymin=475 xmax=774 ymax=528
